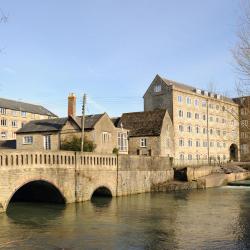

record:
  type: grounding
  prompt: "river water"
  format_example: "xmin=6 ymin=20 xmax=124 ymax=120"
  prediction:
xmin=0 ymin=187 xmax=250 ymax=250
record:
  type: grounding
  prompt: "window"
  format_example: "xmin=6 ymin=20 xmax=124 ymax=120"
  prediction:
xmin=21 ymin=122 xmax=26 ymax=128
xmin=223 ymin=131 xmax=226 ymax=136
xmin=179 ymin=153 xmax=184 ymax=160
xmin=216 ymin=105 xmax=220 ymax=110
xmin=241 ymin=144 xmax=249 ymax=154
xmin=196 ymin=140 xmax=200 ymax=147
xmin=232 ymin=130 xmax=236 ymax=138
xmin=12 ymin=120 xmax=18 ymax=128
xmin=102 ymin=132 xmax=111 ymax=143
xmin=186 ymin=96 xmax=192 ymax=105
xmin=209 ymin=116 xmax=213 ymax=122
xmin=241 ymin=120 xmax=248 ymax=127
xmin=209 ymin=103 xmax=214 ymax=109
xmin=21 ymin=111 xmax=27 ymax=117
xmin=44 ymin=135 xmax=51 ymax=150
xmin=1 ymin=118 xmax=7 ymax=126
xmin=195 ymin=113 xmax=199 ymax=119
xmin=203 ymin=114 xmax=206 ymax=121
xmin=203 ymin=141 xmax=208 ymax=147
xmin=118 ymin=132 xmax=128 ymax=152
xmin=241 ymin=132 xmax=248 ymax=139
xmin=1 ymin=131 xmax=7 ymax=139
xmin=196 ymin=154 xmax=200 ymax=160
xmin=188 ymin=154 xmax=192 ymax=160
xmin=187 ymin=112 xmax=192 ymax=118
xmin=223 ymin=142 xmax=226 ymax=148
xmin=210 ymin=128 xmax=213 ymax=135
xmin=179 ymin=125 xmax=184 ymax=132
xmin=202 ymin=101 xmax=207 ymax=108
xmin=217 ymin=141 xmax=221 ymax=148
xmin=203 ymin=128 xmax=207 ymax=134
xmin=188 ymin=139 xmax=192 ymax=147
xmin=241 ymin=108 xmax=248 ymax=115
xmin=154 ymin=85 xmax=161 ymax=92
xmin=187 ymin=125 xmax=192 ymax=133
xmin=216 ymin=129 xmax=220 ymax=136
xmin=178 ymin=110 xmax=184 ymax=118
xmin=23 ymin=136 xmax=33 ymax=144
xmin=195 ymin=125 xmax=199 ymax=134
xmin=12 ymin=110 xmax=19 ymax=116
xmin=222 ymin=118 xmax=226 ymax=124
xmin=140 ymin=138 xmax=147 ymax=147
xmin=216 ymin=117 xmax=219 ymax=123
xmin=210 ymin=141 xmax=214 ymax=147
xmin=0 ymin=108 xmax=6 ymax=115
xmin=194 ymin=99 xmax=199 ymax=107
xmin=177 ymin=96 xmax=182 ymax=103
xmin=179 ymin=139 xmax=184 ymax=147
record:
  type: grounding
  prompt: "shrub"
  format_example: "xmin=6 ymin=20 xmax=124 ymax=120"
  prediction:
xmin=61 ymin=136 xmax=96 ymax=152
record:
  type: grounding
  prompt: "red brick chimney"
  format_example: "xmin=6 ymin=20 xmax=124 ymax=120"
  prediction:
xmin=68 ymin=93 xmax=76 ymax=117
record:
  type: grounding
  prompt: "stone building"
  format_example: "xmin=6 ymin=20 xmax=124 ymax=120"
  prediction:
xmin=16 ymin=94 xmax=128 ymax=154
xmin=0 ymin=97 xmax=57 ymax=141
xmin=16 ymin=116 xmax=80 ymax=151
xmin=144 ymin=74 xmax=240 ymax=163
xmin=233 ymin=96 xmax=250 ymax=161
xmin=116 ymin=109 xmax=174 ymax=157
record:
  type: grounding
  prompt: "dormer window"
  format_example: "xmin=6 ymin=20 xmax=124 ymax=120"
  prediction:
xmin=154 ymin=84 xmax=161 ymax=93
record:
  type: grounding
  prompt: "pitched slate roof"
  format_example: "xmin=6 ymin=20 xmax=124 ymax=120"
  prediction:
xmin=16 ymin=113 xmax=105 ymax=134
xmin=0 ymin=97 xmax=57 ymax=116
xmin=111 ymin=117 xmax=121 ymax=127
xmin=16 ymin=117 xmax=69 ymax=134
xmin=120 ymin=109 xmax=167 ymax=137
xmin=147 ymin=74 xmax=235 ymax=104
xmin=75 ymin=114 xmax=104 ymax=130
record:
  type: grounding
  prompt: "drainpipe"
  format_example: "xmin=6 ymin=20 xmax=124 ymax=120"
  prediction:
xmin=207 ymin=98 xmax=210 ymax=165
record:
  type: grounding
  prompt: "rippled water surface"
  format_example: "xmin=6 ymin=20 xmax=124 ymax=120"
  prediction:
xmin=0 ymin=187 xmax=250 ymax=250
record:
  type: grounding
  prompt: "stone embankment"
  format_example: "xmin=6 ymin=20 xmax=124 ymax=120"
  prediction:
xmin=152 ymin=164 xmax=250 ymax=192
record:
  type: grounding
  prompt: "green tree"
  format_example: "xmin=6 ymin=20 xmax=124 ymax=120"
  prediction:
xmin=61 ymin=136 xmax=96 ymax=152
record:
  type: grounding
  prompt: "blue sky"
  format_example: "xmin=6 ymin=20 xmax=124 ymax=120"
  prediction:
xmin=0 ymin=0 xmax=241 ymax=117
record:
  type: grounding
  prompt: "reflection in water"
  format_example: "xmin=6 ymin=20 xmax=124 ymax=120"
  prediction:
xmin=0 ymin=188 xmax=250 ymax=249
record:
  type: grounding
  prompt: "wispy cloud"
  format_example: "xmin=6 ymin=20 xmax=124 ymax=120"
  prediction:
xmin=87 ymin=96 xmax=110 ymax=114
xmin=2 ymin=67 xmax=16 ymax=74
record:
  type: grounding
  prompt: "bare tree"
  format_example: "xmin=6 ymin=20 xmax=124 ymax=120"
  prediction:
xmin=233 ymin=0 xmax=250 ymax=96
xmin=0 ymin=8 xmax=8 ymax=24
xmin=0 ymin=8 xmax=8 ymax=53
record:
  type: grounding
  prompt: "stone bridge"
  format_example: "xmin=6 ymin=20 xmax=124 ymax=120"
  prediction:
xmin=0 ymin=151 xmax=173 ymax=213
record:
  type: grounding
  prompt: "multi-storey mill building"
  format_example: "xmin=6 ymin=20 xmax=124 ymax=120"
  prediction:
xmin=144 ymin=75 xmax=240 ymax=163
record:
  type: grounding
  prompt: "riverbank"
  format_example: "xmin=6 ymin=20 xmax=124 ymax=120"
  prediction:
xmin=152 ymin=165 xmax=250 ymax=192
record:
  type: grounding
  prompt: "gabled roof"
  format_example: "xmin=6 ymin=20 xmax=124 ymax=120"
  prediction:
xmin=144 ymin=74 xmax=235 ymax=104
xmin=16 ymin=117 xmax=69 ymax=134
xmin=111 ymin=117 xmax=121 ymax=127
xmin=75 ymin=113 xmax=105 ymax=130
xmin=16 ymin=113 xmax=106 ymax=134
xmin=120 ymin=109 xmax=167 ymax=137
xmin=0 ymin=97 xmax=57 ymax=117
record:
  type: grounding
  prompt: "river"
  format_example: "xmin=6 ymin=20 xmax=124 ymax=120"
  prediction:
xmin=0 ymin=187 xmax=250 ymax=250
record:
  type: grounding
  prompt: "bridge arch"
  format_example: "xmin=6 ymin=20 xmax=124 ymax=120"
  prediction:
xmin=91 ymin=185 xmax=113 ymax=199
xmin=5 ymin=179 xmax=66 ymax=210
